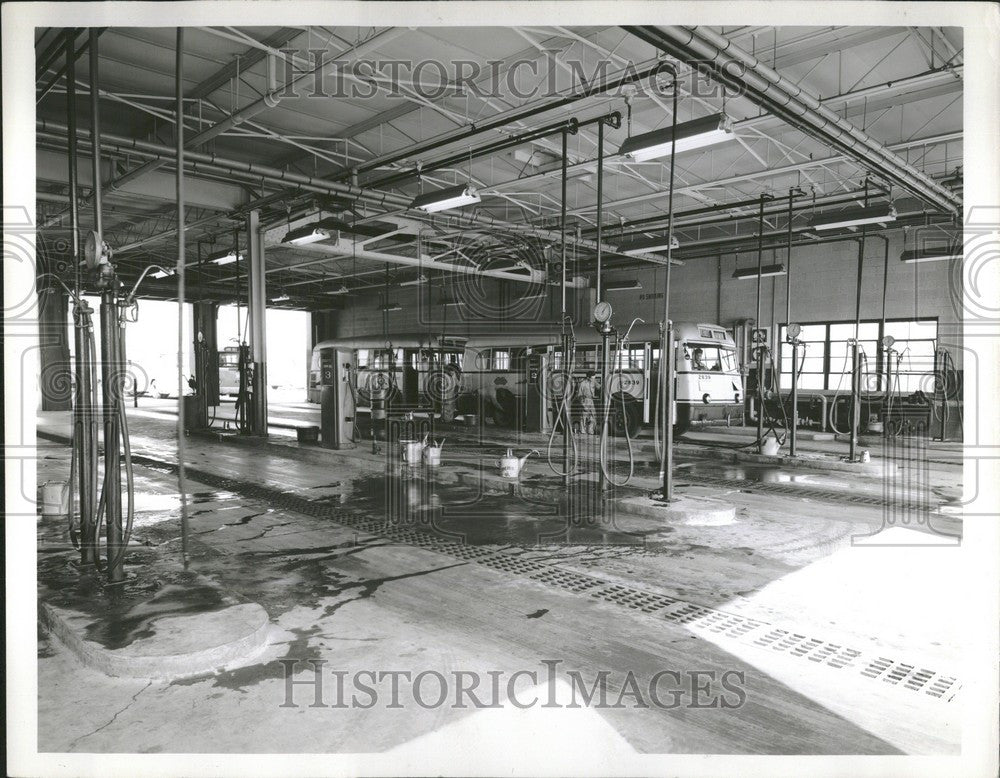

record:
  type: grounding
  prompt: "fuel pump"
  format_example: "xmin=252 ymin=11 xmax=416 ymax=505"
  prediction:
xmin=320 ymin=349 xmax=356 ymax=449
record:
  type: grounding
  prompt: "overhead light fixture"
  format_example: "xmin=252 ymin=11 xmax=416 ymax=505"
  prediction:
xmin=410 ymin=184 xmax=481 ymax=213
xmin=619 ymin=113 xmax=734 ymax=162
xmin=382 ymin=302 xmax=402 ymax=312
xmin=520 ymin=291 xmax=547 ymax=300
xmin=617 ymin=234 xmax=680 ymax=256
xmin=440 ymin=299 xmax=465 ymax=307
xmin=605 ymin=280 xmax=642 ymax=291
xmin=282 ymin=224 xmax=332 ymax=246
xmin=733 ymin=263 xmax=786 ymax=280
xmin=151 ymin=268 xmax=173 ymax=279
xmin=208 ymin=249 xmax=240 ymax=265
xmin=808 ymin=204 xmax=897 ymax=231
xmin=271 ymin=293 xmax=291 ymax=302
xmin=400 ymin=274 xmax=427 ymax=287
xmin=325 ymin=285 xmax=350 ymax=295
xmin=900 ymin=245 xmax=961 ymax=263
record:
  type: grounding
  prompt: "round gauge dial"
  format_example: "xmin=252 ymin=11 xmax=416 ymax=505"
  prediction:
xmin=786 ymin=322 xmax=802 ymax=339
xmin=593 ymin=300 xmax=613 ymax=324
xmin=881 ymin=335 xmax=896 ymax=349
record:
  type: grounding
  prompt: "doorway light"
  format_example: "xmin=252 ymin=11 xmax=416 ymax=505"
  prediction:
xmin=733 ymin=263 xmax=786 ymax=280
xmin=619 ymin=113 xmax=734 ymax=162
xmin=900 ymin=246 xmax=961 ymax=263
xmin=605 ymin=280 xmax=642 ymax=291
xmin=282 ymin=224 xmax=332 ymax=246
xmin=808 ymin=204 xmax=896 ymax=231
xmin=617 ymin=234 xmax=680 ymax=256
xmin=411 ymin=184 xmax=481 ymax=213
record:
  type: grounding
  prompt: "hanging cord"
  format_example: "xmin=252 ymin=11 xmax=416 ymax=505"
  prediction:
xmin=828 ymin=342 xmax=857 ymax=434
xmin=547 ymin=315 xmax=579 ymax=477
xmin=106 ymin=312 xmax=135 ymax=572
xmin=744 ymin=344 xmax=789 ymax=449
xmin=598 ymin=319 xmax=641 ymax=487
xmin=653 ymin=322 xmax=667 ymax=461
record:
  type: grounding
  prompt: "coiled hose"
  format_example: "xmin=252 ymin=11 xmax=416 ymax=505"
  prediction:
xmin=598 ymin=326 xmax=637 ymax=487
xmin=547 ymin=318 xmax=579 ymax=478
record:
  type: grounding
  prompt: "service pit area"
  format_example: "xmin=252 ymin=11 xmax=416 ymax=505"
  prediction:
xmin=14 ymin=9 xmax=998 ymax=776
xmin=35 ymin=402 xmax=964 ymax=755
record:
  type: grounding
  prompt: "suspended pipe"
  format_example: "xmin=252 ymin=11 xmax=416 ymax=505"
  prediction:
xmin=659 ymin=64 xmax=679 ymax=502
xmin=624 ymin=26 xmax=961 ymax=215
xmin=176 ymin=28 xmax=190 ymax=568
xmin=38 ymin=118 xmax=671 ymax=268
xmin=89 ymin=30 xmax=103 ymax=240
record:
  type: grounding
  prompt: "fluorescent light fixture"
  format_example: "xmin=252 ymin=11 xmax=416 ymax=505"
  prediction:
xmin=605 ymin=280 xmax=642 ymax=291
xmin=400 ymin=274 xmax=427 ymax=287
xmin=151 ymin=268 xmax=173 ymax=279
xmin=520 ymin=291 xmax=547 ymax=300
xmin=440 ymin=299 xmax=465 ymax=307
xmin=733 ymin=263 xmax=786 ymax=280
xmin=411 ymin=184 xmax=481 ymax=213
xmin=282 ymin=224 xmax=332 ymax=246
xmin=325 ymin=285 xmax=350 ymax=295
xmin=208 ymin=250 xmax=240 ymax=265
xmin=900 ymin=246 xmax=961 ymax=263
xmin=808 ymin=204 xmax=896 ymax=231
xmin=617 ymin=234 xmax=680 ymax=256
xmin=619 ymin=113 xmax=734 ymax=162
xmin=271 ymin=293 xmax=291 ymax=302
xmin=382 ymin=302 xmax=402 ymax=312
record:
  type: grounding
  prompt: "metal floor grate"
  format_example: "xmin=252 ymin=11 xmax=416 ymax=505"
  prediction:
xmin=105 ymin=447 xmax=960 ymax=704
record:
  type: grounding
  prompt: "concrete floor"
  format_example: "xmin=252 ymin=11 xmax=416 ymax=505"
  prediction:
xmin=35 ymin=403 xmax=964 ymax=755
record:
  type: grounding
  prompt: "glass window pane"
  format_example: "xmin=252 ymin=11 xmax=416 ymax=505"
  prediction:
xmin=800 ymin=324 xmax=826 ymax=341
xmin=800 ymin=374 xmax=826 ymax=390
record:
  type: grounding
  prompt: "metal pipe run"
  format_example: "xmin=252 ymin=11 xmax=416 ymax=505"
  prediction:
xmin=755 ymin=194 xmax=766 ymax=451
xmin=89 ymin=29 xmax=103 ymax=241
xmin=176 ymin=28 xmax=190 ymax=568
xmin=785 ymin=188 xmax=798 ymax=457
xmin=99 ymin=289 xmax=124 ymax=582
xmin=38 ymin=118 xmax=669 ymax=267
xmin=560 ymin=128 xmax=571 ymax=489
xmin=625 ymin=25 xmax=961 ymax=215
xmin=659 ymin=66 xmax=679 ymax=503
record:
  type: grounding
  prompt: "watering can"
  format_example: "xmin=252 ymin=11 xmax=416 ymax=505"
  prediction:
xmin=423 ymin=438 xmax=445 ymax=466
xmin=400 ymin=434 xmax=428 ymax=466
xmin=497 ymin=448 xmax=538 ymax=478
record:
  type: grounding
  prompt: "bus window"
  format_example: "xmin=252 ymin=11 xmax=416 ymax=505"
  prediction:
xmin=687 ymin=345 xmax=736 ymax=372
xmin=356 ymin=349 xmax=370 ymax=368
xmin=492 ymin=350 xmax=510 ymax=370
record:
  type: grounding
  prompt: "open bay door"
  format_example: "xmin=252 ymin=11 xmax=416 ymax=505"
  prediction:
xmin=321 ymin=348 xmax=356 ymax=449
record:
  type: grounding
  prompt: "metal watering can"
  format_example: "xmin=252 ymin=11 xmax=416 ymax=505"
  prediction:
xmin=400 ymin=434 xmax=428 ymax=466
xmin=497 ymin=448 xmax=538 ymax=479
xmin=423 ymin=438 xmax=445 ymax=466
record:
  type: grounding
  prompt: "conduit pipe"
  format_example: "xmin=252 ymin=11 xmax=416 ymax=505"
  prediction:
xmin=38 ymin=119 xmax=677 ymax=267
xmin=624 ymin=26 xmax=961 ymax=215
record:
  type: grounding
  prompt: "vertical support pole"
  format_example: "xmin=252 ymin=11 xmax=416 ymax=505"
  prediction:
xmin=175 ymin=27 xmax=190 ymax=569
xmin=786 ymin=189 xmax=797 ymax=457
xmin=560 ymin=128 xmax=570 ymax=489
xmin=595 ymin=120 xmax=604 ymax=304
xmin=937 ymin=349 xmax=947 ymax=442
xmin=89 ymin=29 xmax=102 ymax=242
xmin=660 ymin=67 xmax=678 ymax=502
xmin=66 ymin=31 xmax=80 ymax=298
xmin=247 ymin=208 xmax=268 ymax=436
xmin=850 ymin=234 xmax=865 ymax=462
xmin=73 ymin=302 xmax=97 ymax=566
xmin=755 ymin=195 xmax=766 ymax=450
xmin=100 ymin=290 xmax=124 ymax=582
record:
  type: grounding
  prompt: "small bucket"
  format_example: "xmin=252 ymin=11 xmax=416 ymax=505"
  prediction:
xmin=423 ymin=446 xmax=442 ymax=467
xmin=40 ymin=480 xmax=69 ymax=517
xmin=400 ymin=439 xmax=423 ymax=466
xmin=860 ymin=449 xmax=871 ymax=463
xmin=463 ymin=413 xmax=478 ymax=427
xmin=761 ymin=436 xmax=781 ymax=456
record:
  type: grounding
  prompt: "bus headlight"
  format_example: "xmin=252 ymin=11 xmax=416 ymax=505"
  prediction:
xmin=702 ymin=393 xmax=711 ymax=404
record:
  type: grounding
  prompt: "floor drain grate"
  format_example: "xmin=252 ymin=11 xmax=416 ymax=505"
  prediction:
xmin=110 ymin=446 xmax=960 ymax=705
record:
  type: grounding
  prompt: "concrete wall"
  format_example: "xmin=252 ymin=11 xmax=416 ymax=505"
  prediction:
xmin=600 ymin=228 xmax=963 ymax=367
xmin=325 ymin=228 xmax=963 ymax=367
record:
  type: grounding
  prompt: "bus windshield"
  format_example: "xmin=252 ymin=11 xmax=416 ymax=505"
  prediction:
xmin=687 ymin=345 xmax=738 ymax=372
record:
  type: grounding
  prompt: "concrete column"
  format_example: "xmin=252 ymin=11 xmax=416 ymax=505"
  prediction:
xmin=246 ymin=209 xmax=268 ymax=435
xmin=38 ymin=288 xmax=72 ymax=411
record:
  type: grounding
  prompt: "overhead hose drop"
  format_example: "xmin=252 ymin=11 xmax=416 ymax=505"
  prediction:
xmin=653 ymin=321 xmax=667 ymax=461
xmin=547 ymin=316 xmax=579 ymax=477
xmin=598 ymin=318 xmax=642 ymax=487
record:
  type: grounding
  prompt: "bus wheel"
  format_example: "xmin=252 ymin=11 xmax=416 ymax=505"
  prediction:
xmin=609 ymin=399 xmax=642 ymax=438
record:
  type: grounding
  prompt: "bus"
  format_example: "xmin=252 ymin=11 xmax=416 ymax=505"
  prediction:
xmin=309 ymin=322 xmax=744 ymax=436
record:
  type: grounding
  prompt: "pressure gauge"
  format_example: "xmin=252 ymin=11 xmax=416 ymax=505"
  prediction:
xmin=593 ymin=300 xmax=613 ymax=324
xmin=786 ymin=322 xmax=802 ymax=340
xmin=881 ymin=335 xmax=896 ymax=349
